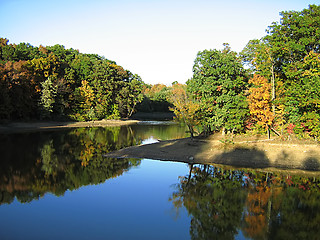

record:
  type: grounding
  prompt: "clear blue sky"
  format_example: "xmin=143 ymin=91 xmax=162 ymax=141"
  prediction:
xmin=0 ymin=0 xmax=319 ymax=85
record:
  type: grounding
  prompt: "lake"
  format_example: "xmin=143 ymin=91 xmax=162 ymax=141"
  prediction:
xmin=0 ymin=122 xmax=320 ymax=240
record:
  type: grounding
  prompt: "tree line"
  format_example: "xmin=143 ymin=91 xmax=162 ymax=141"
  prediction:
xmin=1 ymin=4 xmax=319 ymax=140
xmin=0 ymin=39 xmax=144 ymax=121
xmin=169 ymin=4 xmax=320 ymax=140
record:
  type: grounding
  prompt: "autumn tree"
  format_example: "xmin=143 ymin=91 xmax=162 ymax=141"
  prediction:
xmin=0 ymin=37 xmax=145 ymax=121
xmin=241 ymin=39 xmax=277 ymax=113
xmin=243 ymin=182 xmax=272 ymax=239
xmin=247 ymin=74 xmax=274 ymax=137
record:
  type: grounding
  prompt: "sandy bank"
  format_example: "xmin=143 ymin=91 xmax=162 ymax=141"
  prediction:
xmin=0 ymin=119 xmax=139 ymax=133
xmin=104 ymin=136 xmax=320 ymax=173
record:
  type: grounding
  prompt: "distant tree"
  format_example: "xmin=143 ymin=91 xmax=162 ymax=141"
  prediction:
xmin=138 ymin=83 xmax=172 ymax=112
xmin=0 ymin=37 xmax=145 ymax=121
xmin=117 ymin=73 xmax=144 ymax=118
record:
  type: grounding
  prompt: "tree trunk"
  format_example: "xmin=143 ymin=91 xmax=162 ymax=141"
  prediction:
xmin=271 ymin=63 xmax=276 ymax=115
xmin=188 ymin=124 xmax=194 ymax=139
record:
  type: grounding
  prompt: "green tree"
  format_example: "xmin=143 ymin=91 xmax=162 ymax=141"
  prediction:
xmin=266 ymin=5 xmax=320 ymax=71
xmin=117 ymin=73 xmax=144 ymax=118
xmin=39 ymin=77 xmax=58 ymax=119
xmin=284 ymin=51 xmax=320 ymax=138
xmin=168 ymin=83 xmax=200 ymax=138
xmin=187 ymin=44 xmax=249 ymax=134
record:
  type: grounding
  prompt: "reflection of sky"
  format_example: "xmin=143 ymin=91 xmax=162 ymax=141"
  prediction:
xmin=141 ymin=136 xmax=159 ymax=145
xmin=0 ymin=160 xmax=191 ymax=240
xmin=137 ymin=121 xmax=176 ymax=125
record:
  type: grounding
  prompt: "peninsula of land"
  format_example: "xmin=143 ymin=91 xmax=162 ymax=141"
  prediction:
xmin=0 ymin=119 xmax=139 ymax=133
xmin=104 ymin=134 xmax=320 ymax=173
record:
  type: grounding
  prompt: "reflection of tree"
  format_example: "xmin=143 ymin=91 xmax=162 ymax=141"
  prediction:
xmin=244 ymin=172 xmax=320 ymax=240
xmin=171 ymin=164 xmax=320 ymax=240
xmin=171 ymin=165 xmax=246 ymax=240
xmin=268 ymin=181 xmax=320 ymax=240
xmin=0 ymin=123 xmax=188 ymax=205
xmin=243 ymin=182 xmax=272 ymax=239
xmin=0 ymin=126 xmax=142 ymax=204
xmin=41 ymin=140 xmax=58 ymax=176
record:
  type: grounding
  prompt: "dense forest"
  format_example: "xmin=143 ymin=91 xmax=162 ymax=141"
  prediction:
xmin=0 ymin=39 xmax=144 ymax=121
xmin=1 ymin=4 xmax=320 ymax=140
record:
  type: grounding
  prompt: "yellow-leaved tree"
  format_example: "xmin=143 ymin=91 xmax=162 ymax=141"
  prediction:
xmin=247 ymin=74 xmax=274 ymax=137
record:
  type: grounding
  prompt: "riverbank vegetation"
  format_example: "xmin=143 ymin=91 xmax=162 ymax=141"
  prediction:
xmin=0 ymin=40 xmax=144 ymax=121
xmin=1 ymin=5 xmax=319 ymax=142
xmin=171 ymin=4 xmax=320 ymax=141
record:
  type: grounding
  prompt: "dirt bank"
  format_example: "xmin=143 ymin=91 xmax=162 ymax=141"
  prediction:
xmin=0 ymin=119 xmax=139 ymax=133
xmin=104 ymin=135 xmax=320 ymax=173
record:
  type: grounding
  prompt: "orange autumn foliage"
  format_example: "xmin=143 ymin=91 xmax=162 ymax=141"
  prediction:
xmin=244 ymin=184 xmax=272 ymax=239
xmin=247 ymin=74 xmax=274 ymax=129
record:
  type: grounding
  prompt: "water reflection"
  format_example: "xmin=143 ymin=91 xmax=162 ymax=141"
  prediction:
xmin=0 ymin=123 xmax=188 ymax=205
xmin=1 ymin=123 xmax=320 ymax=239
xmin=170 ymin=164 xmax=320 ymax=239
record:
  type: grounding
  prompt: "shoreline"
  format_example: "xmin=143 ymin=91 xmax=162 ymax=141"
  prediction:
xmin=0 ymin=119 xmax=139 ymax=133
xmin=104 ymin=136 xmax=320 ymax=174
xmin=2 ymin=120 xmax=320 ymax=174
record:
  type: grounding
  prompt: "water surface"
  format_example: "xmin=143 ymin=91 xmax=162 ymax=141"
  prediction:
xmin=0 ymin=123 xmax=319 ymax=239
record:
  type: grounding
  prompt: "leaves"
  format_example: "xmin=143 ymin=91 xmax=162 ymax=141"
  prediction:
xmin=0 ymin=37 xmax=144 ymax=121
xmin=169 ymin=83 xmax=200 ymax=138
xmin=187 ymin=46 xmax=249 ymax=133
xmin=247 ymin=74 xmax=274 ymax=130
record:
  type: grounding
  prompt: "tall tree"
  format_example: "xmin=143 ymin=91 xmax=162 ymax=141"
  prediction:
xmin=265 ymin=5 xmax=320 ymax=138
xmin=284 ymin=51 xmax=320 ymax=138
xmin=247 ymin=74 xmax=274 ymax=136
xmin=266 ymin=4 xmax=320 ymax=71
xmin=187 ymin=44 xmax=249 ymax=134
xmin=241 ymin=39 xmax=277 ymax=113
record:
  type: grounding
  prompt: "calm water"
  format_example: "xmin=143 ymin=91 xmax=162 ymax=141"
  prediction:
xmin=0 ymin=122 xmax=320 ymax=240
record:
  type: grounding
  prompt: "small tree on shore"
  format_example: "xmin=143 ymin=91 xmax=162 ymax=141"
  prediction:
xmin=169 ymin=83 xmax=200 ymax=138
